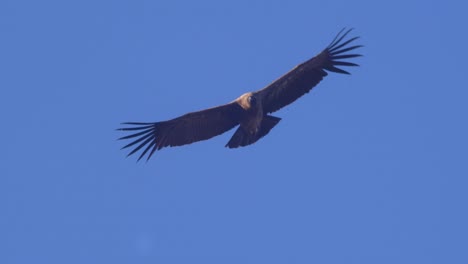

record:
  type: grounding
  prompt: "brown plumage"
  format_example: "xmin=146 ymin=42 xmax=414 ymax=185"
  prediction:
xmin=118 ymin=28 xmax=362 ymax=161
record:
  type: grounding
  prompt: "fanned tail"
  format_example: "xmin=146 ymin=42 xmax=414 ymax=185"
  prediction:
xmin=226 ymin=115 xmax=281 ymax=148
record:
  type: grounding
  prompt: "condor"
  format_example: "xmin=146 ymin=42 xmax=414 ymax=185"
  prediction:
xmin=118 ymin=28 xmax=362 ymax=161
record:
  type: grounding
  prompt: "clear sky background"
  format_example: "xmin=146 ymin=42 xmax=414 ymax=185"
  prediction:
xmin=2 ymin=0 xmax=467 ymax=263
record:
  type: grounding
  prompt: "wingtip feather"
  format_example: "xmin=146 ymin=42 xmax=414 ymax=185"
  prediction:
xmin=323 ymin=28 xmax=363 ymax=75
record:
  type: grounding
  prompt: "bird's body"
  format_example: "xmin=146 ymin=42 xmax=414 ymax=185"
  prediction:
xmin=236 ymin=92 xmax=264 ymax=135
xmin=118 ymin=28 xmax=363 ymax=161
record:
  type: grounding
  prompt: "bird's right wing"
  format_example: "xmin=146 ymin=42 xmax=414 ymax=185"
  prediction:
xmin=256 ymin=28 xmax=362 ymax=114
xmin=118 ymin=102 xmax=244 ymax=161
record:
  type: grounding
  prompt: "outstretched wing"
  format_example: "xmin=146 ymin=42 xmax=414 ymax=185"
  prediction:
xmin=256 ymin=28 xmax=363 ymax=114
xmin=118 ymin=102 xmax=244 ymax=161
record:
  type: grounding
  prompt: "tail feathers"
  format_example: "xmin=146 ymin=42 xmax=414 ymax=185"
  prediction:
xmin=226 ymin=115 xmax=281 ymax=148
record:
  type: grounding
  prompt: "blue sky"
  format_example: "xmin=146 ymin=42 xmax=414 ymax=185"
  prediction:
xmin=2 ymin=0 xmax=467 ymax=263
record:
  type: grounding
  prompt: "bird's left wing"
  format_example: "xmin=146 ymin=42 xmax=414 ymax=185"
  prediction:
xmin=256 ymin=28 xmax=362 ymax=114
xmin=118 ymin=102 xmax=244 ymax=161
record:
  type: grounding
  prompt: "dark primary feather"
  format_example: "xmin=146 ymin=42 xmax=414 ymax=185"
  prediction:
xmin=118 ymin=103 xmax=244 ymax=161
xmin=257 ymin=28 xmax=362 ymax=114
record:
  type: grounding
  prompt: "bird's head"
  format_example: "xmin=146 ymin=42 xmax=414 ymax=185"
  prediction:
xmin=237 ymin=92 xmax=260 ymax=110
xmin=248 ymin=95 xmax=257 ymax=107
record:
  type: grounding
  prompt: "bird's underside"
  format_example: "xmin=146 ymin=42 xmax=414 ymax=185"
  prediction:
xmin=118 ymin=28 xmax=363 ymax=161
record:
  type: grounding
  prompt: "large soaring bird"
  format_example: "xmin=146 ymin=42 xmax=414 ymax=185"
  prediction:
xmin=118 ymin=28 xmax=362 ymax=161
